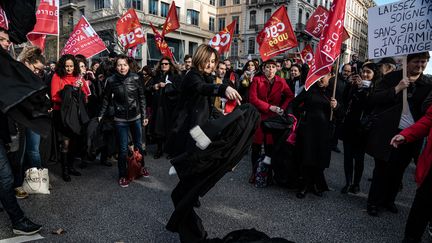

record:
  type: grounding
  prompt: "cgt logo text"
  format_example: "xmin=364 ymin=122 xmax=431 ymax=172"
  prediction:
xmin=209 ymin=33 xmax=231 ymax=50
xmin=119 ymin=27 xmax=144 ymax=46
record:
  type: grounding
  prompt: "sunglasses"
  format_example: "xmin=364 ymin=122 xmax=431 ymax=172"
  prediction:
xmin=161 ymin=63 xmax=170 ymax=65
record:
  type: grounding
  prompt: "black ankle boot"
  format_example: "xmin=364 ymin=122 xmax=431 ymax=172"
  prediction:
xmin=296 ymin=186 xmax=307 ymax=199
xmin=67 ymin=155 xmax=81 ymax=176
xmin=60 ymin=152 xmax=71 ymax=182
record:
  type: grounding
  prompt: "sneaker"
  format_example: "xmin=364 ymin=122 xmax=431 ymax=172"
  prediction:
xmin=12 ymin=217 xmax=42 ymax=235
xmin=141 ymin=167 xmax=150 ymax=178
xmin=15 ymin=187 xmax=28 ymax=199
xmin=118 ymin=178 xmax=129 ymax=188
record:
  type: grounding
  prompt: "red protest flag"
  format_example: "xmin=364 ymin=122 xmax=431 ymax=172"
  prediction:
xmin=116 ymin=8 xmax=146 ymax=49
xmin=61 ymin=16 xmax=108 ymax=58
xmin=305 ymin=0 xmax=347 ymax=90
xmin=342 ymin=27 xmax=350 ymax=42
xmin=0 ymin=5 xmax=8 ymax=30
xmin=305 ymin=6 xmax=329 ymax=39
xmin=209 ymin=19 xmax=236 ymax=54
xmin=150 ymin=22 xmax=174 ymax=59
xmin=256 ymin=6 xmax=298 ymax=62
xmin=28 ymin=34 xmax=47 ymax=52
xmin=300 ymin=44 xmax=314 ymax=66
xmin=161 ymin=1 xmax=180 ymax=36
xmin=30 ymin=0 xmax=59 ymax=35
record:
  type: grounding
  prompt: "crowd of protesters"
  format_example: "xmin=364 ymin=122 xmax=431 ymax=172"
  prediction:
xmin=0 ymin=24 xmax=431 ymax=242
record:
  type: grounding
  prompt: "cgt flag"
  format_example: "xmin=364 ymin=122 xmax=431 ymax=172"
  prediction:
xmin=305 ymin=0 xmax=346 ymax=90
xmin=161 ymin=1 xmax=180 ymax=36
xmin=0 ymin=4 xmax=8 ymax=30
xmin=305 ymin=5 xmax=349 ymax=42
xmin=300 ymin=44 xmax=314 ymax=66
xmin=209 ymin=19 xmax=236 ymax=54
xmin=61 ymin=16 xmax=108 ymax=58
xmin=256 ymin=6 xmax=297 ymax=62
xmin=116 ymin=8 xmax=146 ymax=49
xmin=150 ymin=22 xmax=174 ymax=59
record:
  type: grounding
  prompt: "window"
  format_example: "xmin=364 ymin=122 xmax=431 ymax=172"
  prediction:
xmin=251 ymin=0 xmax=257 ymax=3
xmin=231 ymin=38 xmax=238 ymax=57
xmin=314 ymin=0 xmax=318 ymax=6
xmin=249 ymin=10 xmax=256 ymax=29
xmin=95 ymin=0 xmax=111 ymax=9
xmin=149 ymin=0 xmax=158 ymax=15
xmin=306 ymin=12 xmax=310 ymax=20
xmin=210 ymin=0 xmax=215 ymax=5
xmin=248 ymin=37 xmax=255 ymax=54
xmin=218 ymin=18 xmax=225 ymax=31
xmin=189 ymin=42 xmax=198 ymax=54
xmin=161 ymin=2 xmax=169 ymax=17
xmin=264 ymin=9 xmax=272 ymax=22
xmin=176 ymin=7 xmax=180 ymax=18
xmin=233 ymin=0 xmax=240 ymax=4
xmin=79 ymin=8 xmax=85 ymax=16
xmin=209 ymin=17 xmax=215 ymax=32
xmin=219 ymin=0 xmax=226 ymax=6
xmin=126 ymin=0 xmax=141 ymax=10
xmin=298 ymin=9 xmax=303 ymax=24
xmin=187 ymin=9 xmax=199 ymax=26
xmin=232 ymin=16 xmax=239 ymax=34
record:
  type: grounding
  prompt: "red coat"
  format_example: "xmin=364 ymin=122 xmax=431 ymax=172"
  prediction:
xmin=249 ymin=74 xmax=294 ymax=144
xmin=400 ymin=105 xmax=432 ymax=187
xmin=51 ymin=73 xmax=90 ymax=110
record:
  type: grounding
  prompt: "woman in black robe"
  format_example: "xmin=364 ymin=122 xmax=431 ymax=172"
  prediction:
xmin=148 ymin=57 xmax=181 ymax=159
xmin=288 ymin=72 xmax=338 ymax=199
xmin=165 ymin=44 xmax=253 ymax=243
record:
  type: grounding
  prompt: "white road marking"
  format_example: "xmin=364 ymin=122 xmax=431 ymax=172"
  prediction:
xmin=0 ymin=234 xmax=44 ymax=243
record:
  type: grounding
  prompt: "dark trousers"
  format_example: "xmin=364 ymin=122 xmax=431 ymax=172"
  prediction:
xmin=114 ymin=119 xmax=144 ymax=179
xmin=300 ymin=165 xmax=328 ymax=191
xmin=170 ymin=177 xmax=206 ymax=243
xmin=0 ymin=140 xmax=25 ymax=224
xmin=343 ymin=140 xmax=365 ymax=186
xmin=404 ymin=169 xmax=432 ymax=242
xmin=368 ymin=142 xmax=419 ymax=206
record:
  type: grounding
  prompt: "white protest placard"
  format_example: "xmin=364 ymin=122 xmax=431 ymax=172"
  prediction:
xmin=368 ymin=0 xmax=432 ymax=59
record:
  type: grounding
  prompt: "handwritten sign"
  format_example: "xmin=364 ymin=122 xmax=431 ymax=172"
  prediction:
xmin=368 ymin=0 xmax=432 ymax=59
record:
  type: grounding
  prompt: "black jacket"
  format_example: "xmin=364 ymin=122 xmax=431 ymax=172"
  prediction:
xmin=165 ymin=68 xmax=228 ymax=157
xmin=100 ymin=72 xmax=146 ymax=121
xmin=60 ymin=85 xmax=90 ymax=135
xmin=366 ymin=70 xmax=432 ymax=161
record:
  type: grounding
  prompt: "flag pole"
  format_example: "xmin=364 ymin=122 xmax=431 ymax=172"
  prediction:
xmin=57 ymin=35 xmax=60 ymax=60
xmin=330 ymin=56 xmax=340 ymax=121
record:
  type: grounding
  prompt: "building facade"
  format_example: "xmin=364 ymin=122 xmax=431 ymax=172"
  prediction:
xmin=53 ymin=0 xmax=371 ymax=66
xmin=342 ymin=0 xmax=375 ymax=63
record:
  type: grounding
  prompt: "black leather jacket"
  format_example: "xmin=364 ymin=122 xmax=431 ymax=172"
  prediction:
xmin=100 ymin=72 xmax=146 ymax=121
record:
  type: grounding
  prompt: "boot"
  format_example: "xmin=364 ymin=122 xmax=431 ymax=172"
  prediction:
xmin=60 ymin=152 xmax=71 ymax=182
xmin=67 ymin=154 xmax=81 ymax=176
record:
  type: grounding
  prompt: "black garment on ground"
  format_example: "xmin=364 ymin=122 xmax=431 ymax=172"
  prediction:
xmin=166 ymin=104 xmax=259 ymax=243
xmin=60 ymin=85 xmax=89 ymax=135
xmin=203 ymin=228 xmax=294 ymax=243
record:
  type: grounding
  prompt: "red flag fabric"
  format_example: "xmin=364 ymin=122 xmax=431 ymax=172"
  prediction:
xmin=28 ymin=34 xmax=47 ymax=52
xmin=116 ymin=9 xmax=146 ymax=49
xmin=300 ymin=44 xmax=314 ymax=66
xmin=150 ymin=22 xmax=174 ymax=59
xmin=161 ymin=1 xmax=180 ymax=36
xmin=256 ymin=6 xmax=298 ymax=62
xmin=209 ymin=20 xmax=236 ymax=54
xmin=0 ymin=5 xmax=8 ymax=30
xmin=30 ymin=0 xmax=59 ymax=35
xmin=305 ymin=6 xmax=349 ymax=42
xmin=305 ymin=0 xmax=347 ymax=91
xmin=61 ymin=16 xmax=108 ymax=58
xmin=304 ymin=6 xmax=329 ymax=39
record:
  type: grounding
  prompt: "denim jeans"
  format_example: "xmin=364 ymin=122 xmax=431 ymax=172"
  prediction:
xmin=25 ymin=128 xmax=42 ymax=168
xmin=115 ymin=119 xmax=144 ymax=178
xmin=0 ymin=139 xmax=25 ymax=224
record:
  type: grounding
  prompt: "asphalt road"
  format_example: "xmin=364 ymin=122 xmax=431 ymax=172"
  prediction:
xmin=0 ymin=145 xmax=430 ymax=243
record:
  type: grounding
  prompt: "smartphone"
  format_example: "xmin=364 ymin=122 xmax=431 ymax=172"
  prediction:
xmin=351 ymin=66 xmax=358 ymax=75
